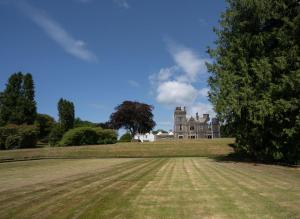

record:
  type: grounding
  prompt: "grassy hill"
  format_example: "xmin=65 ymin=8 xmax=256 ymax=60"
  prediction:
xmin=0 ymin=138 xmax=234 ymax=162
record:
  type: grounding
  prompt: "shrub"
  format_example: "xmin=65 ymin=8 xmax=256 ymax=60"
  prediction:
xmin=0 ymin=125 xmax=17 ymax=149
xmin=18 ymin=125 xmax=38 ymax=148
xmin=119 ymin=132 xmax=132 ymax=142
xmin=59 ymin=127 xmax=99 ymax=146
xmin=0 ymin=124 xmax=37 ymax=149
xmin=5 ymin=135 xmax=21 ymax=149
xmin=35 ymin=114 xmax=55 ymax=140
xmin=59 ymin=127 xmax=117 ymax=146
xmin=96 ymin=129 xmax=117 ymax=144
xmin=49 ymin=124 xmax=64 ymax=146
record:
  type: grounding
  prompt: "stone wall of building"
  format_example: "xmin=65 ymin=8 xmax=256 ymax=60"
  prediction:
xmin=173 ymin=106 xmax=220 ymax=139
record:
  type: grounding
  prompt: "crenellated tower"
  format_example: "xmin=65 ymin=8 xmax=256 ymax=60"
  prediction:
xmin=173 ymin=106 xmax=188 ymax=139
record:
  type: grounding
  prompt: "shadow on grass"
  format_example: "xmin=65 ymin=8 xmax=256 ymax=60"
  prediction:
xmin=213 ymin=151 xmax=299 ymax=168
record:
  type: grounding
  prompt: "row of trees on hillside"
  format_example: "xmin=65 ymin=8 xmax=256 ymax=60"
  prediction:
xmin=0 ymin=73 xmax=156 ymax=148
xmin=208 ymin=0 xmax=300 ymax=163
xmin=0 ymin=73 xmax=117 ymax=148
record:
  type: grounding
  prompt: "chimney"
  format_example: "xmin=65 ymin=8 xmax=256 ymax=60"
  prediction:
xmin=203 ymin=114 xmax=209 ymax=121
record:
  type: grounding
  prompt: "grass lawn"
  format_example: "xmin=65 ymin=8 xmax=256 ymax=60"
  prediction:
xmin=0 ymin=139 xmax=299 ymax=219
xmin=0 ymin=138 xmax=234 ymax=161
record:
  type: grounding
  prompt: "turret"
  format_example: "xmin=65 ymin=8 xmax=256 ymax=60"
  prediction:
xmin=203 ymin=114 xmax=209 ymax=122
xmin=174 ymin=106 xmax=187 ymax=138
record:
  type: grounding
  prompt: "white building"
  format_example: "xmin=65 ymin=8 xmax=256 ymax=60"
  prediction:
xmin=134 ymin=132 xmax=155 ymax=142
xmin=155 ymin=131 xmax=174 ymax=140
xmin=134 ymin=131 xmax=175 ymax=142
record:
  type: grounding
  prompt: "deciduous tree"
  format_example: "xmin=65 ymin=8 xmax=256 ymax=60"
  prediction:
xmin=35 ymin=114 xmax=55 ymax=139
xmin=110 ymin=101 xmax=156 ymax=138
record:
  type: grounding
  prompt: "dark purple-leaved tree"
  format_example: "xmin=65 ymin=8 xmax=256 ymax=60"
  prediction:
xmin=110 ymin=101 xmax=156 ymax=138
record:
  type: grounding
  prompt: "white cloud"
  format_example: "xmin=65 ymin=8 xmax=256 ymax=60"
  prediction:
xmin=17 ymin=1 xmax=97 ymax=62
xmin=198 ymin=87 xmax=209 ymax=97
xmin=168 ymin=43 xmax=208 ymax=82
xmin=190 ymin=103 xmax=216 ymax=118
xmin=150 ymin=40 xmax=215 ymax=117
xmin=149 ymin=66 xmax=178 ymax=85
xmin=156 ymin=81 xmax=198 ymax=106
xmin=113 ymin=0 xmax=130 ymax=9
xmin=128 ymin=80 xmax=140 ymax=88
xmin=157 ymin=66 xmax=178 ymax=81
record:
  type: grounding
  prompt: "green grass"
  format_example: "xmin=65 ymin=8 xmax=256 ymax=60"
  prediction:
xmin=0 ymin=138 xmax=234 ymax=161
xmin=0 ymin=157 xmax=299 ymax=219
xmin=0 ymin=139 xmax=299 ymax=218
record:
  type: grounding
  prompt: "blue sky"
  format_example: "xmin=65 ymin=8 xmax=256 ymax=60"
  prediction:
xmin=0 ymin=0 xmax=226 ymax=131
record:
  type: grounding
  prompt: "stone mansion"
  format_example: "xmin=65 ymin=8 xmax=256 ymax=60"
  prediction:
xmin=173 ymin=106 xmax=220 ymax=139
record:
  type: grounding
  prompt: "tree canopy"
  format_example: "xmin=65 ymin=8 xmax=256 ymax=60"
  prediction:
xmin=35 ymin=114 xmax=55 ymax=139
xmin=207 ymin=0 xmax=300 ymax=163
xmin=0 ymin=72 xmax=37 ymax=125
xmin=110 ymin=101 xmax=156 ymax=137
xmin=58 ymin=98 xmax=75 ymax=133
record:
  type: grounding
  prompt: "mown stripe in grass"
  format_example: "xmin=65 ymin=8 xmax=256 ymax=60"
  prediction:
xmin=191 ymin=158 xmax=249 ymax=218
xmin=72 ymin=159 xmax=168 ymax=218
xmin=0 ymin=159 xmax=145 ymax=205
xmin=18 ymin=159 xmax=161 ymax=219
xmin=131 ymin=159 xmax=179 ymax=218
xmin=0 ymin=159 xmax=157 ymax=218
xmin=217 ymin=162 xmax=296 ymax=187
xmin=204 ymin=159 xmax=299 ymax=218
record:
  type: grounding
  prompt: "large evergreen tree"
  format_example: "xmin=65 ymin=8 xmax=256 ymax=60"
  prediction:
xmin=0 ymin=72 xmax=37 ymax=125
xmin=207 ymin=0 xmax=300 ymax=163
xmin=58 ymin=98 xmax=75 ymax=132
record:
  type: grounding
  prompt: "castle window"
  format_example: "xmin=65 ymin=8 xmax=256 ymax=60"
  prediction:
xmin=190 ymin=126 xmax=194 ymax=131
xmin=179 ymin=124 xmax=182 ymax=131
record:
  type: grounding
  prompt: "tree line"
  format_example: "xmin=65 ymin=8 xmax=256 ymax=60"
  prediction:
xmin=0 ymin=72 xmax=155 ymax=149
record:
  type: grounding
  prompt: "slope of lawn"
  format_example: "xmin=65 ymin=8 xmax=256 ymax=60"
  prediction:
xmin=0 ymin=138 xmax=234 ymax=161
xmin=0 ymin=157 xmax=299 ymax=219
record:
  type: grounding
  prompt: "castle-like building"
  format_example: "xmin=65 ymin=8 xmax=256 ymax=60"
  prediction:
xmin=173 ymin=106 xmax=220 ymax=139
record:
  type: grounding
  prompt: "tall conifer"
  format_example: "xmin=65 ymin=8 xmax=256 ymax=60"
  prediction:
xmin=0 ymin=72 xmax=37 ymax=125
xmin=58 ymin=98 xmax=75 ymax=132
xmin=208 ymin=0 xmax=300 ymax=163
xmin=22 ymin=73 xmax=37 ymax=124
